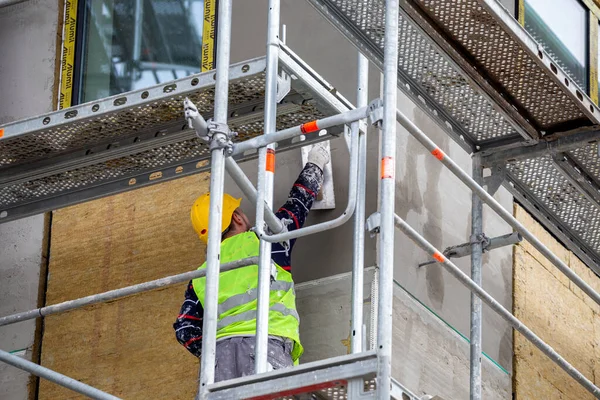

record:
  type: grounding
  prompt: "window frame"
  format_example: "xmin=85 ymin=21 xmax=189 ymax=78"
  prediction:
xmin=518 ymin=0 xmax=600 ymax=103
xmin=58 ymin=0 xmax=218 ymax=109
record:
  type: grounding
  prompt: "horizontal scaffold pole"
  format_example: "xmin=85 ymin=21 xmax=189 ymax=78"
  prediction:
xmin=0 ymin=257 xmax=259 ymax=327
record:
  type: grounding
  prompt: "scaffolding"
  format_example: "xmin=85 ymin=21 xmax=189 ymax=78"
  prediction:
xmin=3 ymin=0 xmax=600 ymax=399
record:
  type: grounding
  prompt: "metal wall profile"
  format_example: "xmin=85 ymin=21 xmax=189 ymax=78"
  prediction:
xmin=4 ymin=1 xmax=600 ymax=399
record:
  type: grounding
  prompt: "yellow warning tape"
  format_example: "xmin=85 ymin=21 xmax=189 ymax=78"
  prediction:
xmin=590 ymin=15 xmax=599 ymax=105
xmin=201 ymin=0 xmax=217 ymax=72
xmin=517 ymin=0 xmax=524 ymax=26
xmin=59 ymin=0 xmax=78 ymax=110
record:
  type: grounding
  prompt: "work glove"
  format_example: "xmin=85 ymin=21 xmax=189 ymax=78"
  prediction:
xmin=307 ymin=142 xmax=330 ymax=171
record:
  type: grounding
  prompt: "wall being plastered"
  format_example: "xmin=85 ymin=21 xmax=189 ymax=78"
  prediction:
xmin=513 ymin=204 xmax=600 ymax=399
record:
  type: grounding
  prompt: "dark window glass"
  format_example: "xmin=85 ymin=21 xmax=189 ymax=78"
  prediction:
xmin=79 ymin=0 xmax=206 ymax=103
xmin=524 ymin=0 xmax=588 ymax=90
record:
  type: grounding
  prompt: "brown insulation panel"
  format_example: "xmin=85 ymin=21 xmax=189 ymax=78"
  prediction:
xmin=39 ymin=172 xmax=211 ymax=399
xmin=513 ymin=205 xmax=600 ymax=400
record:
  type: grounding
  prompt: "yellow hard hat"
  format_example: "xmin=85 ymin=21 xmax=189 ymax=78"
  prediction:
xmin=190 ymin=193 xmax=242 ymax=243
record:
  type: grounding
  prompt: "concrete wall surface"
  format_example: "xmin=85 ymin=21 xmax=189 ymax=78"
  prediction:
xmin=0 ymin=215 xmax=47 ymax=400
xmin=513 ymin=205 xmax=600 ymax=400
xmin=391 ymin=282 xmax=511 ymax=399
xmin=0 ymin=1 xmax=59 ymax=399
xmin=299 ymin=267 xmax=512 ymax=399
xmin=392 ymin=94 xmax=514 ymax=371
xmin=300 ymin=267 xmax=512 ymax=399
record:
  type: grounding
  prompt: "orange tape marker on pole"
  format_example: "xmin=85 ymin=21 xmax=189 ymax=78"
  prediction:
xmin=433 ymin=252 xmax=445 ymax=263
xmin=381 ymin=156 xmax=394 ymax=179
xmin=300 ymin=120 xmax=319 ymax=134
xmin=266 ymin=148 xmax=275 ymax=173
xmin=0 ymin=129 xmax=4 ymax=138
xmin=431 ymin=148 xmax=444 ymax=161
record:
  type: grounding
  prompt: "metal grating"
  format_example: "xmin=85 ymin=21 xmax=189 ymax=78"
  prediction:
xmin=415 ymin=0 xmax=593 ymax=131
xmin=398 ymin=14 xmax=517 ymax=142
xmin=311 ymin=0 xmax=520 ymax=146
xmin=568 ymin=144 xmax=600 ymax=186
xmin=269 ymin=378 xmax=377 ymax=400
xmin=306 ymin=0 xmax=600 ymax=270
xmin=0 ymin=46 xmax=352 ymax=223
xmin=507 ymin=155 xmax=600 ymax=254
xmin=0 ymin=106 xmax=326 ymax=210
xmin=0 ymin=74 xmax=268 ymax=168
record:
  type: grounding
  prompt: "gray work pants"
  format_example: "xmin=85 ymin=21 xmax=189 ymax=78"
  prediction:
xmin=214 ymin=336 xmax=294 ymax=382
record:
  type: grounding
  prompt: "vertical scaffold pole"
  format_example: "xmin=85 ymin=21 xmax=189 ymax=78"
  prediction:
xmin=351 ymin=53 xmax=369 ymax=354
xmin=254 ymin=0 xmax=280 ymax=374
xmin=470 ymin=155 xmax=484 ymax=400
xmin=198 ymin=0 xmax=233 ymax=397
xmin=377 ymin=1 xmax=399 ymax=398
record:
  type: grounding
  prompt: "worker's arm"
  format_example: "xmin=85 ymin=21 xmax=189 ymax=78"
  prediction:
xmin=271 ymin=144 xmax=328 ymax=269
xmin=173 ymin=281 xmax=204 ymax=357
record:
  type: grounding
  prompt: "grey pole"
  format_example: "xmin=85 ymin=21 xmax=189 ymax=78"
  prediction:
xmin=377 ymin=1 xmax=399 ymax=398
xmin=199 ymin=0 xmax=233 ymax=397
xmin=224 ymin=157 xmax=284 ymax=234
xmin=470 ymin=156 xmax=484 ymax=400
xmin=258 ymin=128 xmax=359 ymax=243
xmin=232 ymin=106 xmax=369 ymax=156
xmin=0 ymin=257 xmax=258 ymax=327
xmin=132 ymin=0 xmax=144 ymax=67
xmin=0 ymin=349 xmax=120 ymax=400
xmin=395 ymin=108 xmax=600 ymax=307
xmin=351 ymin=53 xmax=369 ymax=354
xmin=392 ymin=213 xmax=600 ymax=398
xmin=254 ymin=0 xmax=280 ymax=374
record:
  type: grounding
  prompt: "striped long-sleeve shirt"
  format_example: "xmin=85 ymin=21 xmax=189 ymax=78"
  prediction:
xmin=173 ymin=162 xmax=324 ymax=357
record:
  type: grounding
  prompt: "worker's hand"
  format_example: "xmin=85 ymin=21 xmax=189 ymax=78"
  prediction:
xmin=307 ymin=142 xmax=330 ymax=171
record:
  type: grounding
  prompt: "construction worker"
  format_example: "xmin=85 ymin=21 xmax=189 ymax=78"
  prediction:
xmin=173 ymin=142 xmax=331 ymax=382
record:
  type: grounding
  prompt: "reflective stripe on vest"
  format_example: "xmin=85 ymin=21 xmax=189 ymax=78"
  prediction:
xmin=217 ymin=303 xmax=300 ymax=330
xmin=217 ymin=280 xmax=294 ymax=316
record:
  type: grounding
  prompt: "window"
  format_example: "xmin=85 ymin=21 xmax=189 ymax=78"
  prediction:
xmin=76 ymin=0 xmax=212 ymax=104
xmin=524 ymin=0 xmax=588 ymax=90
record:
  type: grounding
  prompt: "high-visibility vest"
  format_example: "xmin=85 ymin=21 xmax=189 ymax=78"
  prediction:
xmin=192 ymin=231 xmax=304 ymax=361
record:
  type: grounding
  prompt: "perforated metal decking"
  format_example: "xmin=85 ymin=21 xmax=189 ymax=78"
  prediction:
xmin=307 ymin=0 xmax=600 ymax=272
xmin=0 ymin=45 xmax=352 ymax=223
xmin=204 ymin=351 xmax=421 ymax=400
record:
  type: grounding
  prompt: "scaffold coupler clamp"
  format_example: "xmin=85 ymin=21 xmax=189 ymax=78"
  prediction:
xmin=183 ymin=97 xmax=237 ymax=156
xmin=367 ymin=98 xmax=384 ymax=128
xmin=251 ymin=219 xmax=292 ymax=257
xmin=366 ymin=212 xmax=381 ymax=238
xmin=472 ymin=233 xmax=490 ymax=253
xmin=207 ymin=120 xmax=237 ymax=156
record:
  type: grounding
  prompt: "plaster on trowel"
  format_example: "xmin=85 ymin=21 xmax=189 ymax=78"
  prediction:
xmin=300 ymin=140 xmax=335 ymax=209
